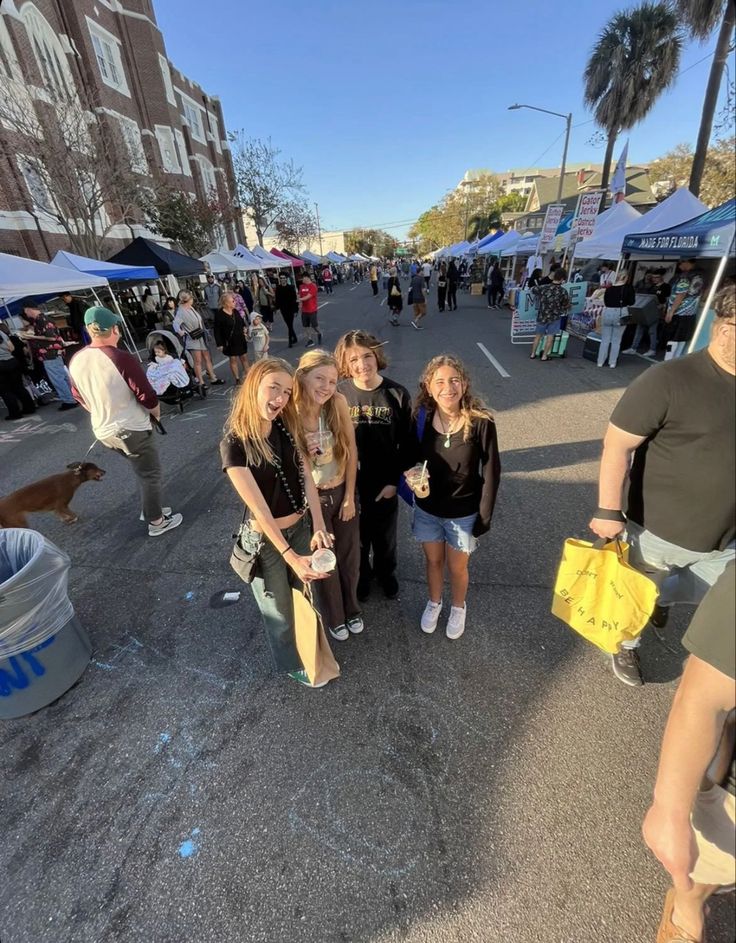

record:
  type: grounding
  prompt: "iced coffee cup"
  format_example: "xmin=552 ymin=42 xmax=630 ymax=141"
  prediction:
xmin=405 ymin=463 xmax=430 ymax=498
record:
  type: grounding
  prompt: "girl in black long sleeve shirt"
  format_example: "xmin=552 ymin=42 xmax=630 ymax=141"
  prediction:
xmin=405 ymin=354 xmax=500 ymax=640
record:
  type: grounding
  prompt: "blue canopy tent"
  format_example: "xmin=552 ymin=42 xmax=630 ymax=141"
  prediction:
xmin=623 ymin=198 xmax=736 ymax=352
xmin=475 ymin=231 xmax=504 ymax=251
xmin=51 ymin=250 xmax=158 ymax=282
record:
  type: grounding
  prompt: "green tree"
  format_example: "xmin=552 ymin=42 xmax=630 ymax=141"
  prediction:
xmin=143 ymin=185 xmax=237 ymax=257
xmin=468 ymin=192 xmax=526 ymax=239
xmin=274 ymin=200 xmax=319 ymax=253
xmin=344 ymin=228 xmax=398 ymax=257
xmin=674 ymin=0 xmax=736 ymax=197
xmin=584 ymin=2 xmax=681 ymax=193
xmin=649 ymin=138 xmax=736 ymax=206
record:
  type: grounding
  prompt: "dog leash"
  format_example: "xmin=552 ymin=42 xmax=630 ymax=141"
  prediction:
xmin=72 ymin=414 xmax=166 ymax=469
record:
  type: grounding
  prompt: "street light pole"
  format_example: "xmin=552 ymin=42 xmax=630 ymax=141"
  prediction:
xmin=508 ymin=104 xmax=573 ymax=203
xmin=314 ymin=201 xmax=323 ymax=256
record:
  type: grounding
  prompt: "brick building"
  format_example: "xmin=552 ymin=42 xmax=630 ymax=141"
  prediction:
xmin=0 ymin=0 xmax=243 ymax=261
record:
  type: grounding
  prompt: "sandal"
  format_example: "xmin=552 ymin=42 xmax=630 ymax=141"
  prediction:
xmin=541 ymin=355 xmax=549 ymax=362
xmin=530 ymin=352 xmax=537 ymax=359
xmin=656 ymin=888 xmax=703 ymax=942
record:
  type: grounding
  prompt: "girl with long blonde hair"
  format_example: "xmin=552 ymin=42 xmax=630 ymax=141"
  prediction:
xmin=220 ymin=357 xmax=335 ymax=688
xmin=294 ymin=350 xmax=361 ymax=641
xmin=405 ymin=354 xmax=501 ymax=640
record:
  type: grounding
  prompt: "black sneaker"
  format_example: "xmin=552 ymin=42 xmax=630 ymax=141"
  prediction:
xmin=611 ymin=649 xmax=643 ymax=686
xmin=58 ymin=402 xmax=79 ymax=411
xmin=357 ymin=575 xmax=372 ymax=602
xmin=381 ymin=575 xmax=399 ymax=599
xmin=317 ymin=331 xmax=323 ymax=345
xmin=650 ymin=603 xmax=670 ymax=629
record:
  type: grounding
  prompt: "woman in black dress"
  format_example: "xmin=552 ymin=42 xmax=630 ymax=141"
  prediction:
xmin=386 ymin=266 xmax=403 ymax=326
xmin=274 ymin=272 xmax=299 ymax=347
xmin=214 ymin=291 xmax=250 ymax=384
xmin=447 ymin=261 xmax=459 ymax=311
xmin=437 ymin=262 xmax=448 ymax=312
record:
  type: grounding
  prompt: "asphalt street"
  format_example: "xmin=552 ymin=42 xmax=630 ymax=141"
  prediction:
xmin=1 ymin=278 xmax=733 ymax=943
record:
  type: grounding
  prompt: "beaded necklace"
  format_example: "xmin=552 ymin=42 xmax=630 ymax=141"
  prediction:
xmin=272 ymin=419 xmax=307 ymax=514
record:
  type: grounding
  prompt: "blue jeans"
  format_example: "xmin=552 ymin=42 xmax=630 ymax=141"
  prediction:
xmin=43 ymin=357 xmax=75 ymax=404
xmin=597 ymin=310 xmax=625 ymax=366
xmin=621 ymin=521 xmax=735 ymax=650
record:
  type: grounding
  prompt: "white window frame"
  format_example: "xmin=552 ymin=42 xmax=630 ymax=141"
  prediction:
xmin=21 ymin=4 xmax=75 ymax=99
xmin=158 ymin=54 xmax=176 ymax=106
xmin=206 ymin=111 xmax=221 ymax=154
xmin=85 ymin=17 xmax=130 ymax=96
xmin=154 ymin=125 xmax=181 ymax=174
xmin=173 ymin=128 xmax=191 ymax=176
xmin=178 ymin=92 xmax=205 ymax=144
xmin=17 ymin=155 xmax=56 ymax=214
xmin=192 ymin=155 xmax=216 ymax=197
xmin=117 ymin=115 xmax=148 ymax=174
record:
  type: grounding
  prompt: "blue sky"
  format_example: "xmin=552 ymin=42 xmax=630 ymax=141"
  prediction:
xmin=156 ymin=0 xmax=730 ymax=239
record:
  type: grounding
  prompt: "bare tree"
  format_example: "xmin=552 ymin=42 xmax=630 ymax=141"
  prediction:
xmin=230 ymin=133 xmax=305 ymax=246
xmin=0 ymin=84 xmax=144 ymax=258
xmin=274 ymin=200 xmax=319 ymax=253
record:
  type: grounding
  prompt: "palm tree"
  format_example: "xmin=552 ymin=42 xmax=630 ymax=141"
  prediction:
xmin=675 ymin=0 xmax=736 ymax=198
xmin=584 ymin=2 xmax=682 ymax=194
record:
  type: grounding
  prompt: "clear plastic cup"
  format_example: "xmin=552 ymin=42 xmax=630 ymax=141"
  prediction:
xmin=405 ymin=463 xmax=430 ymax=498
xmin=311 ymin=548 xmax=336 ymax=573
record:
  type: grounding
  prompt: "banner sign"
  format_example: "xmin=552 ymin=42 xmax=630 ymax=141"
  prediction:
xmin=622 ymin=198 xmax=736 ymax=258
xmin=538 ymin=204 xmax=565 ymax=253
xmin=572 ymin=191 xmax=604 ymax=241
xmin=510 ymin=282 xmax=588 ymax=343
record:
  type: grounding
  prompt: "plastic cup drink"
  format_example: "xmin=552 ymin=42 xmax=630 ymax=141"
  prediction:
xmin=406 ymin=463 xmax=430 ymax=498
xmin=311 ymin=548 xmax=336 ymax=573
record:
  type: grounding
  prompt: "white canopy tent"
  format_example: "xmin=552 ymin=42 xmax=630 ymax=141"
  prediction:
xmin=229 ymin=245 xmax=268 ymax=271
xmin=1 ymin=252 xmax=109 ymax=306
xmin=573 ymin=201 xmax=642 ymax=259
xmin=301 ymin=250 xmax=324 ymax=265
xmin=626 ymin=186 xmax=707 ymax=235
xmin=200 ymin=251 xmax=241 ymax=274
xmin=480 ymin=230 xmax=522 ymax=256
xmin=501 ymin=233 xmax=539 ymax=258
xmin=250 ymin=245 xmax=293 ymax=269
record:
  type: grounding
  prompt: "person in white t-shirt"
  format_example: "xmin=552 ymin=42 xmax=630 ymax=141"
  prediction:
xmin=422 ymin=261 xmax=432 ymax=289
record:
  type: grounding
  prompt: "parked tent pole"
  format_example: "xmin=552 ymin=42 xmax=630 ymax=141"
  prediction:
xmin=688 ymin=252 xmax=729 ymax=353
xmin=91 ymin=286 xmax=142 ymax=362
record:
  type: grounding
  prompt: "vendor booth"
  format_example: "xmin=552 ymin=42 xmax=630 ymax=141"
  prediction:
xmin=107 ymin=237 xmax=204 ymax=277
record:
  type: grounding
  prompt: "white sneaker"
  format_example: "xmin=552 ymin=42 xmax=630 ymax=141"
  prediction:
xmin=140 ymin=506 xmax=171 ymax=522
xmin=644 ymin=349 xmax=656 ymax=357
xmin=446 ymin=604 xmax=466 ymax=640
xmin=346 ymin=616 xmax=364 ymax=635
xmin=329 ymin=624 xmax=349 ymax=642
xmin=420 ymin=600 xmax=442 ymax=634
xmin=148 ymin=512 xmax=183 ymax=536
xmin=621 ymin=348 xmax=636 ymax=354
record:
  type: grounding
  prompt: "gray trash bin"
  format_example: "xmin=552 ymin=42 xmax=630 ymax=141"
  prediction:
xmin=0 ymin=529 xmax=91 ymax=719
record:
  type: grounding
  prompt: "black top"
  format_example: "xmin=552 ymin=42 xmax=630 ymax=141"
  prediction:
xmin=237 ymin=286 xmax=254 ymax=313
xmin=682 ymin=562 xmax=735 ymax=796
xmin=274 ymin=283 xmax=298 ymax=315
xmin=610 ymin=350 xmax=735 ymax=552
xmin=220 ymin=422 xmax=303 ymax=518
xmin=603 ymin=284 xmax=635 ymax=308
xmin=408 ymin=414 xmax=501 ymax=536
xmin=66 ymin=298 xmax=87 ymax=336
xmin=213 ymin=308 xmax=248 ymax=354
xmin=339 ymin=376 xmax=412 ymax=497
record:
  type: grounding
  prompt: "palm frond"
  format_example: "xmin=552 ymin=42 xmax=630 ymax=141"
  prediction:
xmin=674 ymin=0 xmax=726 ymax=39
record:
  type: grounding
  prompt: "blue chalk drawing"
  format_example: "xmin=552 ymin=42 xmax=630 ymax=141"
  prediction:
xmin=154 ymin=731 xmax=171 ymax=754
xmin=184 ymin=591 xmax=195 ymax=601
xmin=178 ymin=828 xmax=201 ymax=858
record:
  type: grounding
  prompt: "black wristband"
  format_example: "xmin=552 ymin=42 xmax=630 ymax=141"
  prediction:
xmin=280 ymin=545 xmax=292 ymax=557
xmin=594 ymin=508 xmax=626 ymax=523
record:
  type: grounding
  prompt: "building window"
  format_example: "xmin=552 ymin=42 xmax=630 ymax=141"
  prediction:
xmin=206 ymin=111 xmax=222 ymax=153
xmin=17 ymin=156 xmax=55 ymax=213
xmin=193 ymin=156 xmax=216 ymax=197
xmin=21 ymin=5 xmax=74 ymax=99
xmin=173 ymin=129 xmax=191 ymax=176
xmin=86 ymin=18 xmax=129 ymax=95
xmin=155 ymin=125 xmax=181 ymax=174
xmin=117 ymin=116 xmax=148 ymax=174
xmin=158 ymin=54 xmax=176 ymax=106
xmin=180 ymin=98 xmax=205 ymax=143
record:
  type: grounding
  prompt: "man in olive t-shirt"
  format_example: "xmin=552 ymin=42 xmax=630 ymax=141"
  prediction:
xmin=589 ymin=285 xmax=735 ymax=686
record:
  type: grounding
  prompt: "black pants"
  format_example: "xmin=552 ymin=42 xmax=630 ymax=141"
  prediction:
xmin=437 ymin=286 xmax=447 ymax=311
xmin=280 ymin=309 xmax=298 ymax=344
xmin=447 ymin=283 xmax=458 ymax=309
xmin=371 ymin=280 xmax=378 ymax=295
xmin=490 ymin=287 xmax=503 ymax=305
xmin=358 ymin=489 xmax=398 ymax=582
xmin=314 ymin=482 xmax=361 ymax=630
xmin=260 ymin=305 xmax=274 ymax=325
xmin=0 ymin=362 xmax=35 ymax=418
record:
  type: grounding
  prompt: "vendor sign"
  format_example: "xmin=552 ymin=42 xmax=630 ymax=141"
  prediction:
xmin=538 ymin=204 xmax=565 ymax=253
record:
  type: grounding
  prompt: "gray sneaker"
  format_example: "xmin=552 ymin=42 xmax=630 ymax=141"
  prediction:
xmin=148 ymin=512 xmax=183 ymax=537
xmin=346 ymin=616 xmax=364 ymax=635
xmin=329 ymin=624 xmax=350 ymax=642
xmin=140 ymin=506 xmax=171 ymax=522
xmin=611 ymin=648 xmax=643 ymax=686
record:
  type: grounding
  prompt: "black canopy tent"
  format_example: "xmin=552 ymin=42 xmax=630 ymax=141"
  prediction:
xmin=107 ymin=238 xmax=205 ymax=277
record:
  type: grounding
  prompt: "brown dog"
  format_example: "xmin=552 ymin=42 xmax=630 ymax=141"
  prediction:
xmin=0 ymin=463 xmax=106 ymax=528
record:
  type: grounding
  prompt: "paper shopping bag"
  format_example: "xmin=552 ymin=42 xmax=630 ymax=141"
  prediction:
xmin=292 ymin=587 xmax=340 ymax=686
xmin=551 ymin=538 xmax=658 ymax=653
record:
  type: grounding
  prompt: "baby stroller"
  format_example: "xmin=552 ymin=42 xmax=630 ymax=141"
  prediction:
xmin=145 ymin=330 xmax=202 ymax=412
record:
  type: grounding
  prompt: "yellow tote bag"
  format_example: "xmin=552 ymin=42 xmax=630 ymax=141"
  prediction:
xmin=551 ymin=538 xmax=659 ymax=653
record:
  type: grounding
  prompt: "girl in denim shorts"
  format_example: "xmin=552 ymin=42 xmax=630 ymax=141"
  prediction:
xmin=405 ymin=355 xmax=501 ymax=639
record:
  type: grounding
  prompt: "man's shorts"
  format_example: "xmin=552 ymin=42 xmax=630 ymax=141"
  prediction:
xmin=413 ymin=302 xmax=427 ymax=318
xmin=690 ymin=784 xmax=736 ymax=886
xmin=301 ymin=312 xmax=319 ymax=329
xmin=535 ymin=318 xmax=561 ymax=335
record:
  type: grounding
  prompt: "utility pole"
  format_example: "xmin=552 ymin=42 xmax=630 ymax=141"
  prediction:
xmin=314 ymin=202 xmax=323 ymax=255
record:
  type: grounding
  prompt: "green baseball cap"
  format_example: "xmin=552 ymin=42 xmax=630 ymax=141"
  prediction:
xmin=84 ymin=306 xmax=122 ymax=329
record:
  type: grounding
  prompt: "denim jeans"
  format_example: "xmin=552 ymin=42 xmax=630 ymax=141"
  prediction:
xmin=250 ymin=515 xmax=312 ymax=673
xmin=43 ymin=357 xmax=75 ymax=404
xmin=621 ymin=520 xmax=735 ymax=650
xmin=597 ymin=310 xmax=625 ymax=366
